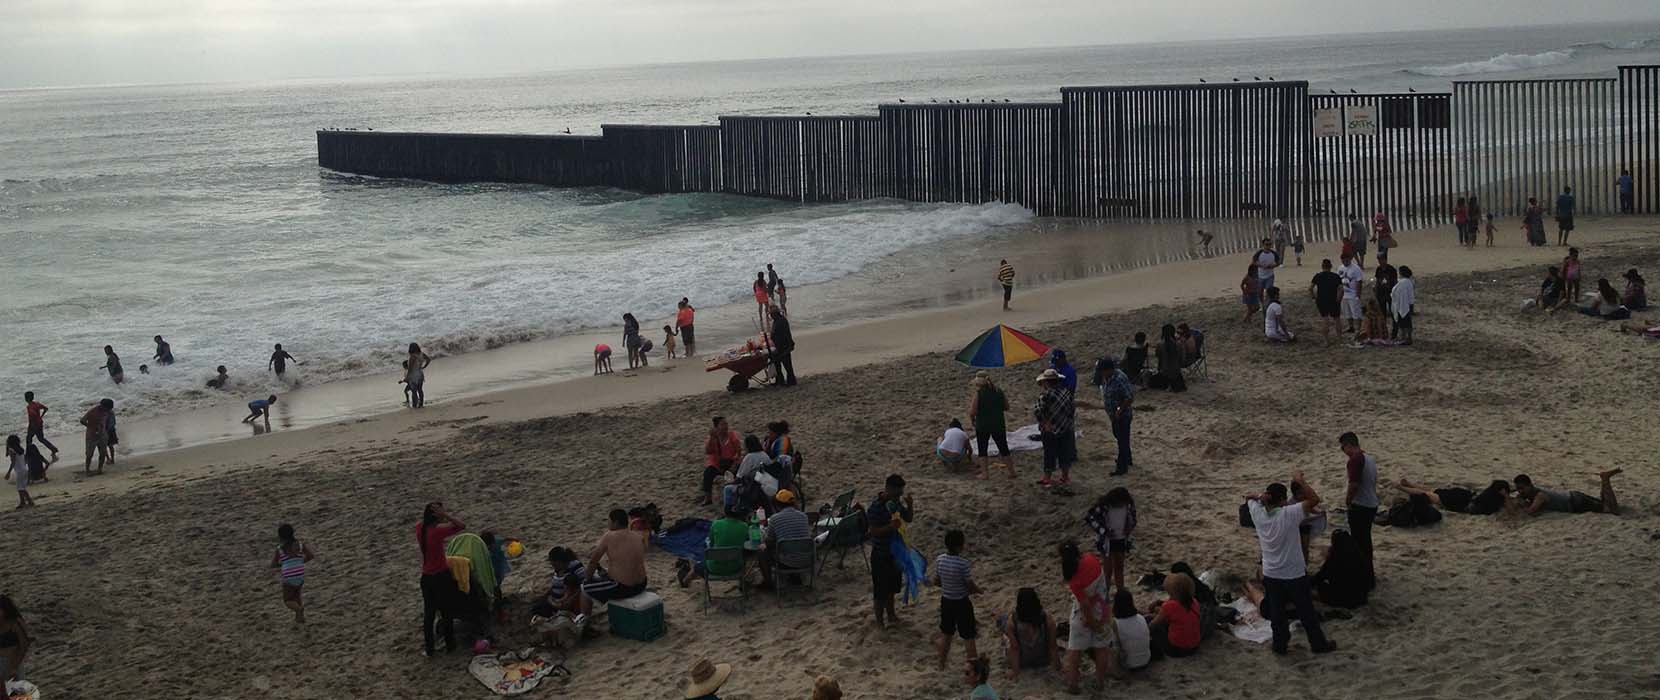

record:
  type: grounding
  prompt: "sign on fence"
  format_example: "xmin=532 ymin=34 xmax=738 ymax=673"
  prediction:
xmin=1343 ymin=105 xmax=1378 ymax=136
xmin=1312 ymin=108 xmax=1343 ymax=138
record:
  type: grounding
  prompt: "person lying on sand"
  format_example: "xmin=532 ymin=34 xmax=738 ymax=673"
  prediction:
xmin=1395 ymin=478 xmax=1515 ymax=515
xmin=1515 ymin=471 xmax=1623 ymax=516
xmin=1617 ymin=319 xmax=1660 ymax=339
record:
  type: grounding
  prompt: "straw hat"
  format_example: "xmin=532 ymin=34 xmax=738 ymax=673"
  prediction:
xmin=971 ymin=370 xmax=991 ymax=387
xmin=811 ymin=675 xmax=843 ymax=700
xmin=685 ymin=659 xmax=732 ymax=698
xmin=1035 ymin=368 xmax=1062 ymax=383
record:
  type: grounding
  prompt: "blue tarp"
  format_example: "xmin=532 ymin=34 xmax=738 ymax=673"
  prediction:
xmin=652 ymin=519 xmax=712 ymax=564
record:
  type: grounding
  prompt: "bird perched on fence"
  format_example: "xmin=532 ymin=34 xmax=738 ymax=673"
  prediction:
xmin=562 ymin=128 xmax=571 ymax=134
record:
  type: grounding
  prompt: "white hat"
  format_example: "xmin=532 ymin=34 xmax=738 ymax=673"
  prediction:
xmin=1035 ymin=368 xmax=1063 ymax=383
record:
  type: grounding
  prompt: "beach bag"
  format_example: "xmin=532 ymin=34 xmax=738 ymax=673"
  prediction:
xmin=1238 ymin=502 xmax=1255 ymax=528
xmin=730 ymin=477 xmax=767 ymax=514
xmin=1386 ymin=494 xmax=1441 ymax=528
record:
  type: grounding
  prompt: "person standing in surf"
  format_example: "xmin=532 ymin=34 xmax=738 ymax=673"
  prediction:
xmin=623 ymin=313 xmax=643 ymax=370
xmin=753 ymin=272 xmax=771 ymax=328
xmin=269 ymin=344 xmax=299 ymax=379
xmin=152 ymin=336 xmax=175 ymax=366
xmin=405 ymin=343 xmax=431 ymax=408
xmin=676 ymin=299 xmax=697 ymax=358
xmin=99 ymin=345 xmax=125 ymax=384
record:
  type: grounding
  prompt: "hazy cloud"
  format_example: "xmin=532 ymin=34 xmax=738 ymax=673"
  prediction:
xmin=2 ymin=0 xmax=1656 ymax=88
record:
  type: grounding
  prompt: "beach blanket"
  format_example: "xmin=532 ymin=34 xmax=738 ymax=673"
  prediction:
xmin=446 ymin=532 xmax=498 ymax=602
xmin=1223 ymin=597 xmax=1297 ymax=644
xmin=468 ymin=648 xmax=567 ymax=695
xmin=653 ymin=518 xmax=712 ymax=564
xmin=1005 ymin=423 xmax=1084 ymax=452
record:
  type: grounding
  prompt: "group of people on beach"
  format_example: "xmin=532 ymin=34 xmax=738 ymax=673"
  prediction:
xmin=1245 ymin=220 xmax=1417 ymax=346
xmin=1529 ymin=246 xmax=1648 ymax=324
xmin=7 ymin=391 xmax=121 ymax=508
xmin=601 ymin=268 xmax=799 ymax=388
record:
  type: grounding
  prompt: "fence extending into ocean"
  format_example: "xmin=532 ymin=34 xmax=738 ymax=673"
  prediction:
xmin=318 ymin=65 xmax=1660 ymax=230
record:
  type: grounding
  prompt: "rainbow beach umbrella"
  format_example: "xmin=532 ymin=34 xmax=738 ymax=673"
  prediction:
xmin=955 ymin=325 xmax=1051 ymax=368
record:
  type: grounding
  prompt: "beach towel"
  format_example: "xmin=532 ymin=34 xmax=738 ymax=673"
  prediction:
xmin=890 ymin=514 xmax=928 ymax=607
xmin=1223 ymin=597 xmax=1296 ymax=644
xmin=653 ymin=518 xmax=712 ymax=564
xmin=446 ymin=532 xmax=498 ymax=602
xmin=447 ymin=555 xmax=473 ymax=594
xmin=1006 ymin=423 xmax=1084 ymax=452
xmin=468 ymin=648 xmax=568 ymax=695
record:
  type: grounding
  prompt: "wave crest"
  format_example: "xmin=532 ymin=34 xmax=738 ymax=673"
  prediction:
xmin=1408 ymin=50 xmax=1576 ymax=77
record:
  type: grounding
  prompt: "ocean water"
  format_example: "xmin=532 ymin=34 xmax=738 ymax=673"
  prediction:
xmin=2 ymin=22 xmax=1658 ymax=426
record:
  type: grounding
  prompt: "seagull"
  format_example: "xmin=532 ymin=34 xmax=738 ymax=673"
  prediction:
xmin=1268 ymin=76 xmax=1275 ymax=81
xmin=1002 ymin=99 xmax=1010 ymax=103
xmin=1350 ymin=88 xmax=1358 ymax=94
xmin=897 ymin=98 xmax=906 ymax=103
xmin=930 ymin=99 xmax=937 ymax=103
xmin=1253 ymin=76 xmax=1262 ymax=81
xmin=562 ymin=127 xmax=571 ymax=134
xmin=1232 ymin=78 xmax=1240 ymax=82
xmin=1330 ymin=89 xmax=1337 ymax=94
xmin=805 ymin=112 xmax=812 ymax=116
xmin=1199 ymin=78 xmax=1207 ymax=83
xmin=1408 ymin=87 xmax=1417 ymax=93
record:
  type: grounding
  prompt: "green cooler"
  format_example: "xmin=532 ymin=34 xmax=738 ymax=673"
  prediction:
xmin=607 ymin=591 xmax=666 ymax=641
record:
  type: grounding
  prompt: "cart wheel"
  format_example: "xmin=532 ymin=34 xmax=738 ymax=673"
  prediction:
xmin=727 ymin=374 xmax=748 ymax=392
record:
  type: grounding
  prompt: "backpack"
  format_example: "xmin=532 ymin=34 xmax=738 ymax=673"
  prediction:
xmin=730 ymin=477 xmax=767 ymax=515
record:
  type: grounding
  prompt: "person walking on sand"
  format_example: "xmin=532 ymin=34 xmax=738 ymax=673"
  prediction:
xmin=152 ymin=335 xmax=175 ymax=366
xmin=1555 ymin=186 xmax=1576 ymax=246
xmin=23 ymin=392 xmax=58 ymax=459
xmin=676 ymin=299 xmax=697 ymax=357
xmin=99 ymin=345 xmax=124 ymax=384
xmin=1245 ymin=473 xmax=1338 ymax=655
xmin=752 ymin=273 xmax=771 ymax=327
xmin=269 ymin=523 xmax=315 ymax=624
xmin=268 ymin=344 xmax=299 ymax=378
xmin=1371 ymin=212 xmax=1394 ymax=264
xmin=1252 ymin=238 xmax=1279 ymax=305
xmin=1468 ymin=196 xmax=1484 ymax=245
xmin=1271 ymin=219 xmax=1290 ymax=263
xmin=1617 ymin=168 xmax=1634 ymax=214
xmin=767 ymin=306 xmax=797 ymax=387
xmin=243 ymin=395 xmax=277 ymax=425
xmin=622 ymin=313 xmax=642 ymax=370
xmin=80 ymin=399 xmax=113 ymax=474
xmin=405 ymin=343 xmax=431 ymax=408
xmin=1338 ymin=432 xmax=1379 ymax=591
xmin=1347 ymin=214 xmax=1368 ymax=269
xmin=1240 ymin=264 xmax=1261 ymax=322
xmin=416 ymin=502 xmax=465 ymax=655
xmin=997 ymin=259 xmax=1015 ymax=311
xmin=1310 ymin=259 xmax=1342 ymax=342
xmin=6 ymin=436 xmax=34 ymax=509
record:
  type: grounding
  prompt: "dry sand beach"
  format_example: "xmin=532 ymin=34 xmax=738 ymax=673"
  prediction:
xmin=7 ymin=218 xmax=1660 ymax=699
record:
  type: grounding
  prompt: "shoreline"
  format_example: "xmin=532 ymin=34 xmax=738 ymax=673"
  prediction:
xmin=28 ymin=214 xmax=1656 ymax=505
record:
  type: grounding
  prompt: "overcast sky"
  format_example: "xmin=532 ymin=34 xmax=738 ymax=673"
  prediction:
xmin=2 ymin=0 xmax=1657 ymax=88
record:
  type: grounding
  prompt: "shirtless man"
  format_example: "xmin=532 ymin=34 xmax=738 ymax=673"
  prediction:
xmin=581 ymin=509 xmax=648 ymax=616
xmin=1514 ymin=471 xmax=1622 ymax=516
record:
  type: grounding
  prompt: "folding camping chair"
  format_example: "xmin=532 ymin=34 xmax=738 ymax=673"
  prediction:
xmin=701 ymin=546 xmax=749 ymax=613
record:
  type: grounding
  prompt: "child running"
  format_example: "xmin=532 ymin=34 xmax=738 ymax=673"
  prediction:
xmin=269 ymin=523 xmax=314 ymax=623
xmin=1084 ymin=487 xmax=1136 ymax=591
xmin=932 ymin=529 xmax=983 ymax=669
xmin=6 ymin=435 xmax=34 ymax=509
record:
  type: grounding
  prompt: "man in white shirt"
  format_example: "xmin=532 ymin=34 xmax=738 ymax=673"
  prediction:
xmin=1245 ymin=473 xmax=1338 ymax=655
xmin=1263 ymin=287 xmax=1295 ymax=343
xmin=1253 ymin=238 xmax=1279 ymax=306
xmin=1339 ymin=253 xmax=1365 ymax=334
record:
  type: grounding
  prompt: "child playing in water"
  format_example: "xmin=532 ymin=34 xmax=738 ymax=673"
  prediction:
xmin=269 ymin=523 xmax=314 ymax=623
xmin=594 ymin=344 xmax=613 ymax=375
xmin=398 ymin=361 xmax=412 ymax=405
xmin=1291 ymin=232 xmax=1306 ymax=267
xmin=243 ymin=395 xmax=277 ymax=424
xmin=1240 ymin=265 xmax=1261 ymax=322
xmin=662 ymin=325 xmax=678 ymax=359
xmin=206 ymin=365 xmax=230 ymax=389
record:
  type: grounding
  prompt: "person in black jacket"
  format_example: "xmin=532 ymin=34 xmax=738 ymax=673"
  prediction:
xmin=767 ymin=306 xmax=797 ymax=387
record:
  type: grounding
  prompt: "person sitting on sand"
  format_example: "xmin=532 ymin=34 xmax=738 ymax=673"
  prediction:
xmin=243 ymin=395 xmax=277 ymax=424
xmin=1579 ymin=278 xmax=1631 ymax=320
xmin=937 ymin=419 xmax=972 ymax=466
xmin=593 ymin=344 xmax=613 ymax=375
xmin=998 ymin=587 xmax=1058 ymax=679
xmin=702 ymin=417 xmax=742 ymax=506
xmin=0 ymin=594 xmax=32 ymax=686
xmin=1357 ymin=299 xmax=1392 ymax=344
xmin=582 ymin=508 xmax=649 ymax=614
xmin=1395 ymin=478 xmax=1513 ymax=515
xmin=964 ymin=654 xmax=998 ymax=700
xmin=1310 ymin=529 xmax=1367 ymax=609
xmin=1621 ymin=269 xmax=1647 ymax=310
xmin=1514 ymin=471 xmax=1623 ymax=516
xmin=1263 ymin=287 xmax=1295 ymax=343
xmin=1110 ymin=589 xmax=1151 ymax=671
xmin=1145 ymin=572 xmax=1201 ymax=659
xmin=1535 ymin=267 xmax=1566 ymax=311
xmin=1121 ymin=332 xmax=1149 ymax=385
xmin=723 ymin=434 xmax=774 ymax=507
xmin=535 ymin=547 xmax=587 ymax=617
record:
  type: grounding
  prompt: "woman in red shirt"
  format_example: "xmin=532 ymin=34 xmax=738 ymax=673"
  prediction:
xmin=1146 ymin=572 xmax=1201 ymax=659
xmin=416 ymin=502 xmax=465 ymax=655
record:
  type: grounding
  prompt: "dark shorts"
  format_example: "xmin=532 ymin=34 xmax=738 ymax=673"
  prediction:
xmin=975 ymin=430 xmax=1009 ymax=457
xmin=1557 ymin=216 xmax=1574 ymax=231
xmin=582 ymin=575 xmax=646 ymax=603
xmin=680 ymin=324 xmax=695 ymax=346
xmin=1568 ymin=491 xmax=1603 ymax=513
xmin=940 ymin=596 xmax=978 ymax=639
xmin=1317 ymin=299 xmax=1340 ymax=318
xmin=1108 ymin=538 xmax=1132 ymax=554
xmin=871 ymin=546 xmax=901 ymax=599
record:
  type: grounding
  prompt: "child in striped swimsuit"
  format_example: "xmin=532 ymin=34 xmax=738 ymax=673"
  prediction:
xmin=270 ymin=523 xmax=315 ymax=624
